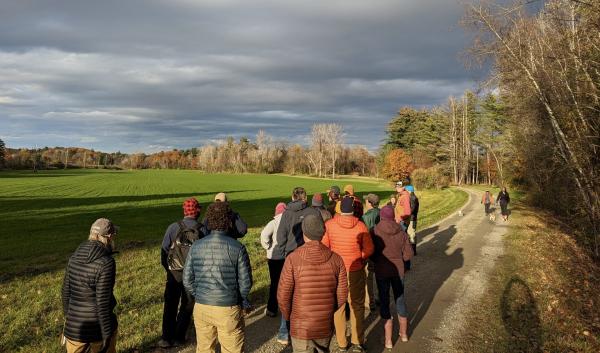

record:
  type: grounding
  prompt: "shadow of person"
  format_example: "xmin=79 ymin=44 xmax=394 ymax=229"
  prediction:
xmin=501 ymin=276 xmax=543 ymax=353
xmin=364 ymin=224 xmax=464 ymax=351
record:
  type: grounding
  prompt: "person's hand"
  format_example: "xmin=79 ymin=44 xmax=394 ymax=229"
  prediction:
xmin=242 ymin=300 xmax=254 ymax=316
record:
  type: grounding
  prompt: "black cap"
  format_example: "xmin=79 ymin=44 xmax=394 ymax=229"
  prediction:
xmin=329 ymin=186 xmax=341 ymax=195
xmin=340 ymin=197 xmax=354 ymax=214
xmin=302 ymin=214 xmax=325 ymax=241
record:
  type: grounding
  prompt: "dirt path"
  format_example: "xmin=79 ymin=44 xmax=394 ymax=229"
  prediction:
xmin=156 ymin=188 xmax=507 ymax=353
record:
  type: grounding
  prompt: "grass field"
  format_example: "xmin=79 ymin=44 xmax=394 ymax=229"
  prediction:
xmin=0 ymin=169 xmax=467 ymax=352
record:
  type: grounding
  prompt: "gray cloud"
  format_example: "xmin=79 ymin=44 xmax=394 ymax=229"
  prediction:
xmin=0 ymin=0 xmax=484 ymax=152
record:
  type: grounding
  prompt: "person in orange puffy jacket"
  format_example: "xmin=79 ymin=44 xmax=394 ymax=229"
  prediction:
xmin=394 ymin=181 xmax=411 ymax=230
xmin=322 ymin=197 xmax=374 ymax=352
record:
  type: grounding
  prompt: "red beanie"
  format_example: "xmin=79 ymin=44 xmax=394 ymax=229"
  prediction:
xmin=183 ymin=198 xmax=201 ymax=218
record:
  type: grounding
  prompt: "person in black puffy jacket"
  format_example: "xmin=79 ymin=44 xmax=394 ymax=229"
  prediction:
xmin=61 ymin=218 xmax=118 ymax=353
xmin=183 ymin=201 xmax=253 ymax=353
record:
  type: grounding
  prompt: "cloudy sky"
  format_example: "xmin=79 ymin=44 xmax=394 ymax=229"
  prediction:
xmin=0 ymin=0 xmax=485 ymax=153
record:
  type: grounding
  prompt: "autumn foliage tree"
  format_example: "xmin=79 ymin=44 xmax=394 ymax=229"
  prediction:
xmin=383 ymin=149 xmax=415 ymax=181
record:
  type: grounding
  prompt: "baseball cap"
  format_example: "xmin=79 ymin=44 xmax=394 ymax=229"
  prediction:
xmin=90 ymin=218 xmax=118 ymax=237
xmin=343 ymin=184 xmax=354 ymax=195
xmin=214 ymin=192 xmax=227 ymax=202
xmin=328 ymin=186 xmax=341 ymax=195
xmin=363 ymin=193 xmax=380 ymax=206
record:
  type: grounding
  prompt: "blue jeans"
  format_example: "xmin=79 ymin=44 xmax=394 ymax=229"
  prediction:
xmin=278 ymin=314 xmax=289 ymax=340
xmin=376 ymin=276 xmax=407 ymax=319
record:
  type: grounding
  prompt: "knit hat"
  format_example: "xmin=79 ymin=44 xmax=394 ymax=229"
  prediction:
xmin=405 ymin=185 xmax=414 ymax=193
xmin=302 ymin=214 xmax=325 ymax=241
xmin=343 ymin=184 xmax=355 ymax=195
xmin=214 ymin=192 xmax=227 ymax=202
xmin=311 ymin=193 xmax=324 ymax=207
xmin=380 ymin=205 xmax=395 ymax=221
xmin=90 ymin=218 xmax=118 ymax=237
xmin=183 ymin=197 xmax=201 ymax=218
xmin=340 ymin=197 xmax=354 ymax=214
xmin=275 ymin=202 xmax=286 ymax=216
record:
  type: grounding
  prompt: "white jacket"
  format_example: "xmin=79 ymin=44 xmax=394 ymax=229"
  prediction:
xmin=260 ymin=213 xmax=283 ymax=260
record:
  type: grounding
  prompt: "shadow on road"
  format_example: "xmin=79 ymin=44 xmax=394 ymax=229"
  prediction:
xmin=500 ymin=276 xmax=543 ymax=353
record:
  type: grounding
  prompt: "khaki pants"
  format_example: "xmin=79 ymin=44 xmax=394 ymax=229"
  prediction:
xmin=334 ymin=269 xmax=366 ymax=347
xmin=65 ymin=329 xmax=117 ymax=353
xmin=194 ymin=303 xmax=244 ymax=353
xmin=291 ymin=337 xmax=331 ymax=353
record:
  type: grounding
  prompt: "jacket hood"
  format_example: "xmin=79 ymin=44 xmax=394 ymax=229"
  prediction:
xmin=287 ymin=199 xmax=308 ymax=212
xmin=299 ymin=241 xmax=333 ymax=264
xmin=332 ymin=213 xmax=360 ymax=229
xmin=72 ymin=240 xmax=111 ymax=264
xmin=375 ymin=219 xmax=403 ymax=237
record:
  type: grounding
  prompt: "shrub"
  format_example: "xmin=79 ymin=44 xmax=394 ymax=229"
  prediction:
xmin=411 ymin=166 xmax=450 ymax=190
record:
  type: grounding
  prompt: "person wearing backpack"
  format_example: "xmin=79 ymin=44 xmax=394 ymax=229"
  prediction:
xmin=159 ymin=198 xmax=206 ymax=348
xmin=405 ymin=185 xmax=419 ymax=256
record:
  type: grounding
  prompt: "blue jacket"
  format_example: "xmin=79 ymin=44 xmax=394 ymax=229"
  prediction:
xmin=183 ymin=231 xmax=253 ymax=307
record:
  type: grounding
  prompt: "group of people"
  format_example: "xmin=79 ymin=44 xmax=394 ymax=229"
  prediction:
xmin=60 ymin=181 xmax=421 ymax=353
xmin=481 ymin=187 xmax=511 ymax=222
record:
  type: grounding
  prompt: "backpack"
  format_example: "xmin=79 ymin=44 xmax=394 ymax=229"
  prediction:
xmin=409 ymin=192 xmax=419 ymax=216
xmin=167 ymin=221 xmax=201 ymax=275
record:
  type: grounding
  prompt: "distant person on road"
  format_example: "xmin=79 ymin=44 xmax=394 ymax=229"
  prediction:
xmin=203 ymin=192 xmax=248 ymax=238
xmin=327 ymin=186 xmax=341 ymax=217
xmin=481 ymin=191 xmax=494 ymax=216
xmin=311 ymin=193 xmax=332 ymax=222
xmin=405 ymin=185 xmax=419 ymax=256
xmin=260 ymin=202 xmax=287 ymax=318
xmin=61 ymin=218 xmax=119 ymax=353
xmin=372 ymin=206 xmax=414 ymax=346
xmin=322 ymin=197 xmax=374 ymax=353
xmin=159 ymin=198 xmax=206 ymax=348
xmin=278 ymin=214 xmax=348 ymax=353
xmin=394 ymin=181 xmax=411 ymax=231
xmin=183 ymin=202 xmax=253 ymax=353
xmin=335 ymin=184 xmax=364 ymax=218
xmin=361 ymin=193 xmax=381 ymax=311
xmin=497 ymin=187 xmax=511 ymax=222
xmin=275 ymin=187 xmax=321 ymax=345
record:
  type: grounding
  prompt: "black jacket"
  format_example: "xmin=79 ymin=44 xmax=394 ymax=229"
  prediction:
xmin=183 ymin=231 xmax=253 ymax=307
xmin=497 ymin=191 xmax=510 ymax=205
xmin=275 ymin=200 xmax=321 ymax=257
xmin=62 ymin=240 xmax=117 ymax=342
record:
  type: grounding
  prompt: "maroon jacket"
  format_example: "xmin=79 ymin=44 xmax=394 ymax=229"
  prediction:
xmin=372 ymin=219 xmax=413 ymax=278
xmin=277 ymin=241 xmax=348 ymax=340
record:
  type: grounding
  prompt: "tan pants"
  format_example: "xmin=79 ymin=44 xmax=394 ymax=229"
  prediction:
xmin=194 ymin=303 xmax=245 ymax=353
xmin=334 ymin=269 xmax=366 ymax=347
xmin=65 ymin=330 xmax=117 ymax=353
xmin=291 ymin=337 xmax=331 ymax=353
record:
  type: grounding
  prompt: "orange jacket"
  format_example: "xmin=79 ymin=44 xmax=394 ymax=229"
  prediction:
xmin=481 ymin=193 xmax=494 ymax=204
xmin=322 ymin=214 xmax=374 ymax=272
xmin=394 ymin=190 xmax=411 ymax=223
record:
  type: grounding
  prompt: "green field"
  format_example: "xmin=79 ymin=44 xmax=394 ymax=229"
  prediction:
xmin=0 ymin=169 xmax=467 ymax=352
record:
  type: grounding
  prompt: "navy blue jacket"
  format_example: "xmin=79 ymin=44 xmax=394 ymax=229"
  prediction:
xmin=183 ymin=231 xmax=253 ymax=307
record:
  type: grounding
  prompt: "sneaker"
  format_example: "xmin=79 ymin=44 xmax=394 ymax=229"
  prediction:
xmin=157 ymin=339 xmax=172 ymax=348
xmin=265 ymin=309 xmax=277 ymax=317
xmin=351 ymin=344 xmax=367 ymax=353
xmin=338 ymin=345 xmax=350 ymax=352
xmin=276 ymin=337 xmax=289 ymax=345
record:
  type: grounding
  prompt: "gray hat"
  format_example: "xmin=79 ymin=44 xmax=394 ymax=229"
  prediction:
xmin=363 ymin=193 xmax=380 ymax=207
xmin=90 ymin=218 xmax=118 ymax=237
xmin=302 ymin=214 xmax=325 ymax=241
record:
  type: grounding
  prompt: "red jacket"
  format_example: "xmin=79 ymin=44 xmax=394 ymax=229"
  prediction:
xmin=322 ymin=214 xmax=374 ymax=272
xmin=395 ymin=190 xmax=411 ymax=223
xmin=277 ymin=241 xmax=348 ymax=340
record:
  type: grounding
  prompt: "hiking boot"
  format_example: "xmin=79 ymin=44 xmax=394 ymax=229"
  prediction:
xmin=351 ymin=344 xmax=367 ymax=353
xmin=157 ymin=339 xmax=172 ymax=348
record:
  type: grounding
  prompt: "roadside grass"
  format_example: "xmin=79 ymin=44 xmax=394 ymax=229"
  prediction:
xmin=0 ymin=170 xmax=466 ymax=352
xmin=454 ymin=198 xmax=600 ymax=352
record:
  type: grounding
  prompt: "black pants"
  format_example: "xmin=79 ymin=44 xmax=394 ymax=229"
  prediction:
xmin=162 ymin=270 xmax=194 ymax=342
xmin=267 ymin=259 xmax=285 ymax=314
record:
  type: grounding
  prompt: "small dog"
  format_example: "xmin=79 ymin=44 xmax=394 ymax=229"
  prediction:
xmin=458 ymin=210 xmax=464 ymax=216
xmin=489 ymin=212 xmax=496 ymax=222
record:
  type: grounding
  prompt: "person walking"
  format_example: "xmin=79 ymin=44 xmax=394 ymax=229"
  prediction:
xmin=183 ymin=202 xmax=253 ymax=353
xmin=361 ymin=193 xmax=380 ymax=312
xmin=497 ymin=187 xmax=511 ymax=221
xmin=278 ymin=214 xmax=348 ymax=353
xmin=311 ymin=193 xmax=332 ymax=222
xmin=372 ymin=206 xmax=414 ymax=347
xmin=159 ymin=198 xmax=206 ymax=348
xmin=405 ymin=185 xmax=419 ymax=256
xmin=481 ymin=191 xmax=494 ymax=217
xmin=275 ymin=187 xmax=321 ymax=345
xmin=394 ymin=181 xmax=411 ymax=231
xmin=322 ymin=197 xmax=374 ymax=352
xmin=203 ymin=192 xmax=248 ymax=238
xmin=335 ymin=185 xmax=364 ymax=218
xmin=260 ymin=202 xmax=287 ymax=317
xmin=61 ymin=218 xmax=119 ymax=353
